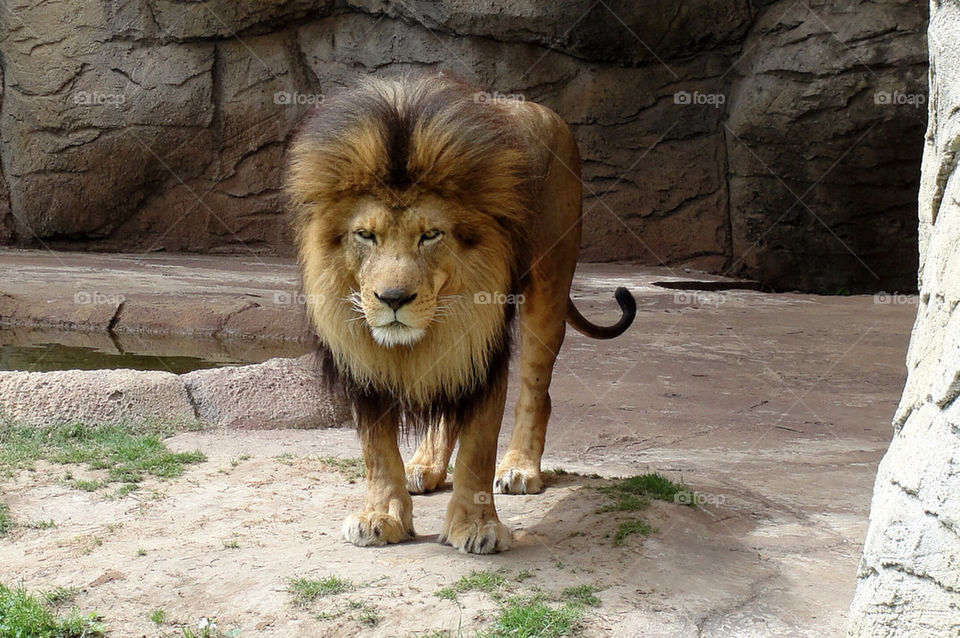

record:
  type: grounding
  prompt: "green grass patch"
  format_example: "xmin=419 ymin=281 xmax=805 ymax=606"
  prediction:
xmin=436 ymin=568 xmax=509 ymax=601
xmin=543 ymin=468 xmax=601 ymax=479
xmin=613 ymin=519 xmax=653 ymax=545
xmin=149 ymin=608 xmax=166 ymax=625
xmin=346 ymin=600 xmax=379 ymax=627
xmin=288 ymin=576 xmax=352 ymax=607
xmin=72 ymin=479 xmax=106 ymax=492
xmin=598 ymin=473 xmax=692 ymax=511
xmin=560 ymin=584 xmax=601 ymax=607
xmin=316 ymin=456 xmax=365 ymax=482
xmin=24 ymin=519 xmax=56 ymax=530
xmin=42 ymin=587 xmax=79 ymax=607
xmin=0 ymin=420 xmax=205 ymax=493
xmin=107 ymin=483 xmax=139 ymax=500
xmin=179 ymin=617 xmax=240 ymax=638
xmin=481 ymin=596 xmax=581 ymax=638
xmin=0 ymin=503 xmax=12 ymax=537
xmin=594 ymin=473 xmax=693 ymax=546
xmin=0 ymin=581 xmax=104 ymax=637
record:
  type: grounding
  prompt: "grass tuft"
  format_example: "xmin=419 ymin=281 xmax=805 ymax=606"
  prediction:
xmin=316 ymin=456 xmax=365 ymax=482
xmin=613 ymin=519 xmax=653 ymax=545
xmin=560 ymin=584 xmax=601 ymax=607
xmin=435 ymin=568 xmax=509 ymax=601
xmin=595 ymin=473 xmax=693 ymax=546
xmin=288 ymin=576 xmax=352 ymax=607
xmin=481 ymin=596 xmax=581 ymax=638
xmin=598 ymin=473 xmax=691 ymax=511
xmin=346 ymin=599 xmax=380 ymax=627
xmin=73 ymin=479 xmax=106 ymax=492
xmin=0 ymin=581 xmax=104 ymax=637
xmin=0 ymin=503 xmax=12 ymax=536
xmin=42 ymin=586 xmax=79 ymax=606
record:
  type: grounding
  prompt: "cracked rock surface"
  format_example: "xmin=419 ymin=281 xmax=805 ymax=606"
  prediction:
xmin=0 ymin=0 xmax=928 ymax=291
xmin=848 ymin=2 xmax=960 ymax=635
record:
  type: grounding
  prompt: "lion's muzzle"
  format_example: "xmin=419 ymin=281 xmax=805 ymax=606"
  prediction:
xmin=374 ymin=288 xmax=417 ymax=311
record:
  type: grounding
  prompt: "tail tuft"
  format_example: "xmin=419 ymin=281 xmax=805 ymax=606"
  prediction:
xmin=614 ymin=286 xmax=637 ymax=320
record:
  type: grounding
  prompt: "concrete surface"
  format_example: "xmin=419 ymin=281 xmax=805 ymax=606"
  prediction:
xmin=0 ymin=249 xmax=918 ymax=635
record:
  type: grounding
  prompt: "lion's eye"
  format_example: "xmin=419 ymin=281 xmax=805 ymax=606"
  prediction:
xmin=419 ymin=229 xmax=443 ymax=245
xmin=355 ymin=229 xmax=376 ymax=244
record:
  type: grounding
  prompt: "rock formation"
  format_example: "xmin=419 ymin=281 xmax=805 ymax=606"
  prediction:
xmin=848 ymin=1 xmax=960 ymax=634
xmin=0 ymin=0 xmax=927 ymax=291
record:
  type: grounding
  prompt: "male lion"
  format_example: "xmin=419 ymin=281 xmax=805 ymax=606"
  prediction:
xmin=287 ymin=75 xmax=635 ymax=554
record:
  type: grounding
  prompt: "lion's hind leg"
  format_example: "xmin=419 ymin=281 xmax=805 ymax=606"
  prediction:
xmin=405 ymin=422 xmax=454 ymax=494
xmin=495 ymin=288 xmax=567 ymax=495
xmin=344 ymin=423 xmax=415 ymax=547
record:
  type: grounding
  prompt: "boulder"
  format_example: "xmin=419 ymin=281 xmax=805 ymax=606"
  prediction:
xmin=182 ymin=356 xmax=351 ymax=429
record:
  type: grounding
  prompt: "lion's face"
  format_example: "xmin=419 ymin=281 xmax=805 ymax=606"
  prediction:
xmin=344 ymin=196 xmax=460 ymax=348
xmin=288 ymin=75 xmax=530 ymax=402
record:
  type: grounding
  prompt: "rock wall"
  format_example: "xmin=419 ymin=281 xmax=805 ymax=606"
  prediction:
xmin=0 ymin=0 xmax=927 ymax=291
xmin=848 ymin=1 xmax=960 ymax=635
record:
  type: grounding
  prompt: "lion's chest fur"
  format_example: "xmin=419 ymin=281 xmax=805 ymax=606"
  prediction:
xmin=318 ymin=297 xmax=511 ymax=410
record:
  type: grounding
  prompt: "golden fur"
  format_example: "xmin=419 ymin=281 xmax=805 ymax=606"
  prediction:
xmin=287 ymin=74 xmax=636 ymax=554
xmin=288 ymin=77 xmax=527 ymax=408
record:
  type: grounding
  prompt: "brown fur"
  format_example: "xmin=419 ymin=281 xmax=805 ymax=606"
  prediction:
xmin=287 ymin=74 xmax=635 ymax=554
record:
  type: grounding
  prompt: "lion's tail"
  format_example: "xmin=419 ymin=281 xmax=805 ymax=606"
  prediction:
xmin=565 ymin=287 xmax=636 ymax=340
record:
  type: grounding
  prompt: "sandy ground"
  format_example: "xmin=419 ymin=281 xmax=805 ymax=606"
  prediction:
xmin=0 ymin=264 xmax=916 ymax=637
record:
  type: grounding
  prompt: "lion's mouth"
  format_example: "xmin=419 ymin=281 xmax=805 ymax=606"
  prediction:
xmin=370 ymin=321 xmax=426 ymax=347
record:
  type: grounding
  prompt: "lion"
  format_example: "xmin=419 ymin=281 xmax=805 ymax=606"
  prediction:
xmin=286 ymin=74 xmax=636 ymax=554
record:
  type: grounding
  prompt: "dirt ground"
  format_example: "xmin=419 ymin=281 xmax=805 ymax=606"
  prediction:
xmin=0 ymin=266 xmax=917 ymax=637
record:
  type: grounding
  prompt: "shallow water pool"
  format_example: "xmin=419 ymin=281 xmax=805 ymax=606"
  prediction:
xmin=0 ymin=327 xmax=308 ymax=373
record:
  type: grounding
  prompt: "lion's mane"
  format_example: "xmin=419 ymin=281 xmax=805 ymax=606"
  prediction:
xmin=287 ymin=75 xmax=533 ymax=431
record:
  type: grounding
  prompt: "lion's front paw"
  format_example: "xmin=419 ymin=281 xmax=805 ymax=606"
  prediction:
xmin=440 ymin=514 xmax=512 ymax=554
xmin=404 ymin=462 xmax=447 ymax=494
xmin=342 ymin=511 xmax=415 ymax=547
xmin=494 ymin=466 xmax=544 ymax=495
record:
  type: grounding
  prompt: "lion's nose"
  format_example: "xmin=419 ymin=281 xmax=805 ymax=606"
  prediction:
xmin=375 ymin=289 xmax=417 ymax=311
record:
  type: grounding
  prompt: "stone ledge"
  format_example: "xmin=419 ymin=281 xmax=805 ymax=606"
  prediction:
xmin=0 ymin=355 xmax=350 ymax=430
